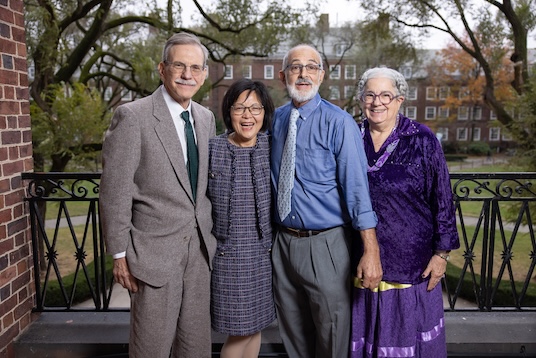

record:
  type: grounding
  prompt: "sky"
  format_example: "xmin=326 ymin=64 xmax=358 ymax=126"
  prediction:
xmin=179 ymin=0 xmax=535 ymax=50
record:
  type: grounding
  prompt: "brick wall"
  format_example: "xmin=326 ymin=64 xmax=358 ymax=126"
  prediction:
xmin=0 ymin=0 xmax=35 ymax=356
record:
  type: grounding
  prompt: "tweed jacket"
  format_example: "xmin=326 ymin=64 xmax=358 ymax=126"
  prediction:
xmin=99 ymin=85 xmax=217 ymax=287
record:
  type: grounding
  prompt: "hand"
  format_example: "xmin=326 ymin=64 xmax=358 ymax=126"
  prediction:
xmin=422 ymin=255 xmax=447 ymax=291
xmin=113 ymin=257 xmax=139 ymax=293
xmin=355 ymin=250 xmax=383 ymax=290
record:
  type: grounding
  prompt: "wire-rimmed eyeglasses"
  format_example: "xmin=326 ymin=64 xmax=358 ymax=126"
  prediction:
xmin=165 ymin=61 xmax=205 ymax=75
xmin=360 ymin=91 xmax=400 ymax=105
xmin=231 ymin=105 xmax=264 ymax=115
xmin=284 ymin=63 xmax=322 ymax=75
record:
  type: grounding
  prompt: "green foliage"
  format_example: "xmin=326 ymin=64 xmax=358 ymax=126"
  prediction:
xmin=31 ymin=82 xmax=110 ymax=171
xmin=43 ymin=256 xmax=114 ymax=307
xmin=466 ymin=142 xmax=490 ymax=156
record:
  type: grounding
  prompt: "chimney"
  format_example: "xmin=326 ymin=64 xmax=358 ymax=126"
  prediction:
xmin=319 ymin=13 xmax=329 ymax=33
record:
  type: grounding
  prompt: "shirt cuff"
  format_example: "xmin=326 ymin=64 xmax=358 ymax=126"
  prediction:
xmin=112 ymin=251 xmax=126 ymax=259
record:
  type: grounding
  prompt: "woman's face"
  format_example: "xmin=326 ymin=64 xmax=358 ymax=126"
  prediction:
xmin=230 ymin=90 xmax=265 ymax=147
xmin=361 ymin=77 xmax=404 ymax=127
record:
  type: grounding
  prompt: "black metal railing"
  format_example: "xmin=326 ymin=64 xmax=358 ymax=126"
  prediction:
xmin=22 ymin=172 xmax=536 ymax=312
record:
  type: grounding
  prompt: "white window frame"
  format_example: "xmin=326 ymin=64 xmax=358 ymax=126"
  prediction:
xmin=329 ymin=86 xmax=340 ymax=100
xmin=439 ymin=86 xmax=450 ymax=100
xmin=425 ymin=106 xmax=437 ymax=120
xmin=426 ymin=87 xmax=436 ymax=100
xmin=264 ymin=65 xmax=274 ymax=79
xmin=329 ymin=65 xmax=341 ymax=80
xmin=104 ymin=86 xmax=113 ymax=101
xmin=345 ymin=65 xmax=356 ymax=80
xmin=458 ymin=86 xmax=470 ymax=100
xmin=473 ymin=106 xmax=482 ymax=120
xmin=405 ymin=106 xmax=417 ymax=119
xmin=490 ymin=110 xmax=497 ymax=120
xmin=335 ymin=44 xmax=347 ymax=56
xmin=344 ymin=85 xmax=354 ymax=99
xmin=407 ymin=87 xmax=417 ymax=100
xmin=437 ymin=127 xmax=449 ymax=141
xmin=242 ymin=65 xmax=252 ymax=79
xmin=458 ymin=106 xmax=469 ymax=120
xmin=472 ymin=127 xmax=481 ymax=141
xmin=457 ymin=128 xmax=468 ymax=141
xmin=402 ymin=67 xmax=412 ymax=79
xmin=438 ymin=106 xmax=449 ymax=119
xmin=489 ymin=127 xmax=501 ymax=141
xmin=121 ymin=88 xmax=132 ymax=101
xmin=224 ymin=65 xmax=233 ymax=79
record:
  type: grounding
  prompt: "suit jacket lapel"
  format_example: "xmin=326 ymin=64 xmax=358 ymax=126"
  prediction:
xmin=152 ymin=87 xmax=194 ymax=202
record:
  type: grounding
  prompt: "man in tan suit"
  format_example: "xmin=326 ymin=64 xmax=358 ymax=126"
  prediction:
xmin=100 ymin=32 xmax=217 ymax=358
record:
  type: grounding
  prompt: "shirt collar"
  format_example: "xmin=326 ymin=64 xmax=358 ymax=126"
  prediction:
xmin=161 ymin=86 xmax=192 ymax=119
xmin=292 ymin=93 xmax=322 ymax=120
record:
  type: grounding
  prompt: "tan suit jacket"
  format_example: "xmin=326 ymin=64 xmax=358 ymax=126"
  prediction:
xmin=100 ymin=86 xmax=216 ymax=287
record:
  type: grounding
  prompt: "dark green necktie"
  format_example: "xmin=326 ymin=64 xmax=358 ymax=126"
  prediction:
xmin=181 ymin=111 xmax=198 ymax=201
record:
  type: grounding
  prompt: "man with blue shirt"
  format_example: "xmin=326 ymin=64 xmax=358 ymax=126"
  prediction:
xmin=271 ymin=44 xmax=383 ymax=358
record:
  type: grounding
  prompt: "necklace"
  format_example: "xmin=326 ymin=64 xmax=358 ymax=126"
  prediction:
xmin=361 ymin=114 xmax=401 ymax=173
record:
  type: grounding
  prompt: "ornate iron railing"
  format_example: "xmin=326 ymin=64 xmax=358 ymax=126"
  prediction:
xmin=22 ymin=172 xmax=536 ymax=312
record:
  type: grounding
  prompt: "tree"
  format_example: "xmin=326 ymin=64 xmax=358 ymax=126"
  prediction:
xmin=355 ymin=0 xmax=536 ymax=167
xmin=24 ymin=0 xmax=316 ymax=171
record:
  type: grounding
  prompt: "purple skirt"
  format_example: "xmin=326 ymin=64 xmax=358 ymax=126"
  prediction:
xmin=351 ymin=279 xmax=447 ymax=358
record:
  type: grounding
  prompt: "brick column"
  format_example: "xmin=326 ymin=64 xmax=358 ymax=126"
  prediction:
xmin=0 ymin=0 xmax=35 ymax=356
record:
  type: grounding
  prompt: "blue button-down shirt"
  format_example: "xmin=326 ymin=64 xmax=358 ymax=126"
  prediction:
xmin=271 ymin=93 xmax=377 ymax=231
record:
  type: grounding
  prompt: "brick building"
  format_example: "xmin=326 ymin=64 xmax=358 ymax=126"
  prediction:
xmin=0 ymin=0 xmax=36 ymax=356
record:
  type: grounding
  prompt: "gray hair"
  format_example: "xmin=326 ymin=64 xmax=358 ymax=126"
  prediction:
xmin=356 ymin=67 xmax=408 ymax=98
xmin=162 ymin=32 xmax=209 ymax=67
xmin=281 ymin=44 xmax=324 ymax=71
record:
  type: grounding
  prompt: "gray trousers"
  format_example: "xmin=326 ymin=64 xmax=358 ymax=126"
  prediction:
xmin=128 ymin=231 xmax=212 ymax=358
xmin=272 ymin=226 xmax=352 ymax=358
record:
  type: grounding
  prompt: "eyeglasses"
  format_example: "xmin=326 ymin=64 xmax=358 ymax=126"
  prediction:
xmin=165 ymin=61 xmax=205 ymax=75
xmin=361 ymin=91 xmax=400 ymax=105
xmin=232 ymin=105 xmax=264 ymax=115
xmin=284 ymin=63 xmax=322 ymax=75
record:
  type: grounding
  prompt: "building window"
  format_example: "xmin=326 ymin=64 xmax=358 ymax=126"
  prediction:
xmin=473 ymin=106 xmax=482 ymax=120
xmin=329 ymin=86 xmax=340 ymax=100
xmin=264 ymin=65 xmax=274 ymax=79
xmin=489 ymin=127 xmax=501 ymax=141
xmin=406 ymin=106 xmax=417 ymax=119
xmin=224 ymin=65 xmax=233 ymax=79
xmin=472 ymin=127 xmax=481 ymax=141
xmin=407 ymin=87 xmax=417 ymax=100
xmin=344 ymin=85 xmax=355 ymax=99
xmin=458 ymin=86 xmax=470 ymax=100
xmin=458 ymin=106 xmax=469 ymax=120
xmin=203 ymin=91 xmax=209 ymax=101
xmin=490 ymin=110 xmax=497 ymax=120
xmin=438 ymin=106 xmax=449 ymax=119
xmin=439 ymin=86 xmax=450 ymax=100
xmin=121 ymin=88 xmax=132 ymax=101
xmin=345 ymin=65 xmax=356 ymax=80
xmin=242 ymin=65 xmax=252 ymax=79
xmin=425 ymin=106 xmax=436 ymax=120
xmin=104 ymin=86 xmax=113 ymax=101
xmin=437 ymin=127 xmax=449 ymax=141
xmin=457 ymin=128 xmax=468 ymax=141
xmin=426 ymin=87 xmax=436 ymax=100
xmin=402 ymin=67 xmax=412 ymax=79
xmin=329 ymin=65 xmax=341 ymax=79
xmin=335 ymin=43 xmax=347 ymax=56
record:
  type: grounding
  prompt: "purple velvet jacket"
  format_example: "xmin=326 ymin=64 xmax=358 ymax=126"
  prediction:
xmin=360 ymin=115 xmax=460 ymax=284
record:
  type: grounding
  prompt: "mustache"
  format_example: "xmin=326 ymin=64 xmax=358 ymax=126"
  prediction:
xmin=295 ymin=78 xmax=313 ymax=85
xmin=174 ymin=79 xmax=197 ymax=86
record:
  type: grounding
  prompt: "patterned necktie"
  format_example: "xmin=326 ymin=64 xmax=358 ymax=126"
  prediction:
xmin=181 ymin=111 xmax=198 ymax=201
xmin=277 ymin=108 xmax=300 ymax=221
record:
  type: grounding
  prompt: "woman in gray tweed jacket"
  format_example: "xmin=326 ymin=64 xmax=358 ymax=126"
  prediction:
xmin=208 ymin=79 xmax=275 ymax=358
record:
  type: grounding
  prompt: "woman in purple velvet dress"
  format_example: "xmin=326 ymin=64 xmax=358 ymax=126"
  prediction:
xmin=351 ymin=67 xmax=460 ymax=358
xmin=208 ymin=79 xmax=275 ymax=358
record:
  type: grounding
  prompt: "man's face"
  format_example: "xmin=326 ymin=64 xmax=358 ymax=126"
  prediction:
xmin=279 ymin=46 xmax=325 ymax=107
xmin=158 ymin=44 xmax=207 ymax=108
